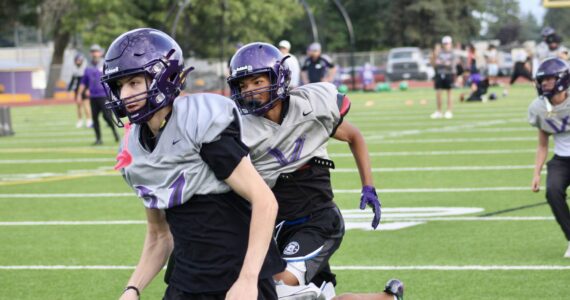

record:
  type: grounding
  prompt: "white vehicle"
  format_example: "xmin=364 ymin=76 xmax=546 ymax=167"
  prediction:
xmin=386 ymin=47 xmax=434 ymax=81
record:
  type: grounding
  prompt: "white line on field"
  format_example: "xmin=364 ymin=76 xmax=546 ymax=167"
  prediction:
xmin=361 ymin=127 xmax=534 ymax=135
xmin=330 ymin=137 xmax=535 ymax=144
xmin=0 ymin=216 xmax=553 ymax=226
xmin=0 ymin=158 xmax=115 ymax=164
xmin=1 ymin=265 xmax=568 ymax=271
xmin=333 ymin=165 xmax=534 ymax=172
xmin=348 ymin=112 xmax=524 ymax=121
xmin=0 ymin=138 xmax=102 ymax=144
xmin=0 ymin=187 xmax=543 ymax=199
xmin=331 ymin=265 xmax=570 ymax=271
xmin=329 ymin=149 xmax=539 ymax=157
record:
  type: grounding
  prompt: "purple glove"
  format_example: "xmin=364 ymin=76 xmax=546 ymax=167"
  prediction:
xmin=360 ymin=185 xmax=381 ymax=229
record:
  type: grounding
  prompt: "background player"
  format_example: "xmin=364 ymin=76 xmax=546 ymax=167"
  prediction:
xmin=77 ymin=44 xmax=119 ymax=145
xmin=227 ymin=43 xmax=400 ymax=300
xmin=68 ymin=53 xmax=92 ymax=128
xmin=101 ymin=28 xmax=285 ymax=300
xmin=529 ymin=58 xmax=570 ymax=259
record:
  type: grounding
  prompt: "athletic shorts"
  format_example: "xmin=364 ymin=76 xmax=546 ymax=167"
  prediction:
xmin=487 ymin=64 xmax=499 ymax=77
xmin=434 ymin=73 xmax=454 ymax=90
xmin=275 ymin=206 xmax=345 ymax=286
xmin=163 ymin=278 xmax=277 ymax=300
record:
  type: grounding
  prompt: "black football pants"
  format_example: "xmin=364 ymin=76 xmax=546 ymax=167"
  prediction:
xmin=546 ymin=155 xmax=570 ymax=241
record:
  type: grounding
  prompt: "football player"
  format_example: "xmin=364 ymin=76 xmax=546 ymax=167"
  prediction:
xmin=101 ymin=28 xmax=285 ymax=300
xmin=529 ymin=58 xmax=570 ymax=259
xmin=227 ymin=43 xmax=397 ymax=299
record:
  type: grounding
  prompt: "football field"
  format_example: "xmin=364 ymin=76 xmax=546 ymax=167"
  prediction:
xmin=1 ymin=84 xmax=569 ymax=299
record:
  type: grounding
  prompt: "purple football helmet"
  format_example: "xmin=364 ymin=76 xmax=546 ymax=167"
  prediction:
xmin=101 ymin=28 xmax=193 ymax=127
xmin=535 ymin=58 xmax=570 ymax=100
xmin=541 ymin=26 xmax=555 ymax=37
xmin=226 ymin=42 xmax=291 ymax=116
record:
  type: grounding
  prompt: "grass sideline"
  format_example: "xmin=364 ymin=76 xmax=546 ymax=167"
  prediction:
xmin=1 ymin=83 xmax=570 ymax=299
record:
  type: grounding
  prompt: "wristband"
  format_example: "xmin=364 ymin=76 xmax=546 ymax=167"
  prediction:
xmin=123 ymin=286 xmax=140 ymax=297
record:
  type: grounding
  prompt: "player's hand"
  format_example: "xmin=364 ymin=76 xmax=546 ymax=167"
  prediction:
xmin=531 ymin=174 xmax=541 ymax=193
xmin=360 ymin=185 xmax=381 ymax=229
xmin=119 ymin=289 xmax=139 ymax=300
xmin=225 ymin=276 xmax=257 ymax=300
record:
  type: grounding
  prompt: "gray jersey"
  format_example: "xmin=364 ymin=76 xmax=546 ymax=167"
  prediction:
xmin=120 ymin=93 xmax=241 ymax=209
xmin=242 ymin=82 xmax=348 ymax=187
xmin=528 ymin=95 xmax=570 ymax=134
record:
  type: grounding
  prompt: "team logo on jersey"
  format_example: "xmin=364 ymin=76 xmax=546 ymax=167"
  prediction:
xmin=283 ymin=241 xmax=300 ymax=255
xmin=268 ymin=135 xmax=306 ymax=166
xmin=545 ymin=115 xmax=569 ymax=133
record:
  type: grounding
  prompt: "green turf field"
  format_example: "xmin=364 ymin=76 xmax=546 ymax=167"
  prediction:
xmin=1 ymin=84 xmax=569 ymax=299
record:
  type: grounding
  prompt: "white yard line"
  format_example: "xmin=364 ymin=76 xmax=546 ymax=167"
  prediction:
xmin=0 ymin=187 xmax=542 ymax=198
xmin=333 ymin=165 xmax=534 ymax=172
xmin=0 ymin=158 xmax=115 ymax=164
xmin=1 ymin=265 xmax=567 ymax=271
xmin=329 ymin=149 xmax=539 ymax=157
xmin=331 ymin=265 xmax=570 ymax=271
xmin=331 ymin=137 xmax=535 ymax=144
xmin=0 ymin=216 xmax=553 ymax=226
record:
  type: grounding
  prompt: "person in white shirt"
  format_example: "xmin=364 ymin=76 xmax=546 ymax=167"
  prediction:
xmin=278 ymin=40 xmax=301 ymax=88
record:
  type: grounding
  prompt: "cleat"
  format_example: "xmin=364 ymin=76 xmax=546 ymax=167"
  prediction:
xmin=430 ymin=111 xmax=442 ymax=119
xmin=384 ymin=279 xmax=404 ymax=300
xmin=444 ymin=111 xmax=453 ymax=119
xmin=564 ymin=242 xmax=570 ymax=258
xmin=276 ymin=282 xmax=324 ymax=300
xmin=76 ymin=120 xmax=84 ymax=128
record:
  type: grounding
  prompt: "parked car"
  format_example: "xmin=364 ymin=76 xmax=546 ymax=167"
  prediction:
xmin=386 ymin=47 xmax=434 ymax=81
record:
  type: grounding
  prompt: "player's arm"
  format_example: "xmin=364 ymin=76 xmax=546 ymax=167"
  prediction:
xmin=120 ymin=208 xmax=173 ymax=300
xmin=333 ymin=120 xmax=373 ymax=187
xmin=331 ymin=99 xmax=381 ymax=229
xmin=224 ymin=157 xmax=278 ymax=300
xmin=76 ymin=74 xmax=88 ymax=102
xmin=531 ymin=129 xmax=550 ymax=192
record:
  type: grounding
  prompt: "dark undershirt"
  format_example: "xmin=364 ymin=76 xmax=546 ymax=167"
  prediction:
xmin=139 ymin=110 xmax=248 ymax=180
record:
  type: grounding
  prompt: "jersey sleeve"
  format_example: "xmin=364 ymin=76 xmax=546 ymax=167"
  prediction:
xmin=297 ymin=82 xmax=351 ymax=136
xmin=528 ymin=99 xmax=542 ymax=128
xmin=189 ymin=94 xmax=249 ymax=180
xmin=200 ymin=111 xmax=249 ymax=180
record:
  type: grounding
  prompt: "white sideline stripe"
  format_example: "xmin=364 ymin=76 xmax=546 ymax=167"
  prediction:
xmin=361 ymin=127 xmax=534 ymax=135
xmin=0 ymin=187 xmax=543 ymax=198
xmin=333 ymin=165 xmax=534 ymax=172
xmin=348 ymin=112 xmax=524 ymax=121
xmin=329 ymin=149 xmax=538 ymax=157
xmin=333 ymin=187 xmax=542 ymax=193
xmin=0 ymin=138 xmax=97 ymax=144
xmin=1 ymin=265 xmax=568 ymax=271
xmin=0 ymin=221 xmax=146 ymax=226
xmin=331 ymin=265 xmax=570 ymax=271
xmin=329 ymin=137 xmax=535 ymax=145
xmin=0 ymin=158 xmax=115 ymax=164
xmin=0 ymin=216 xmax=554 ymax=226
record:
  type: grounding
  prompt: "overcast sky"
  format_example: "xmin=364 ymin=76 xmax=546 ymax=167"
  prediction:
xmin=518 ymin=0 xmax=545 ymax=24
